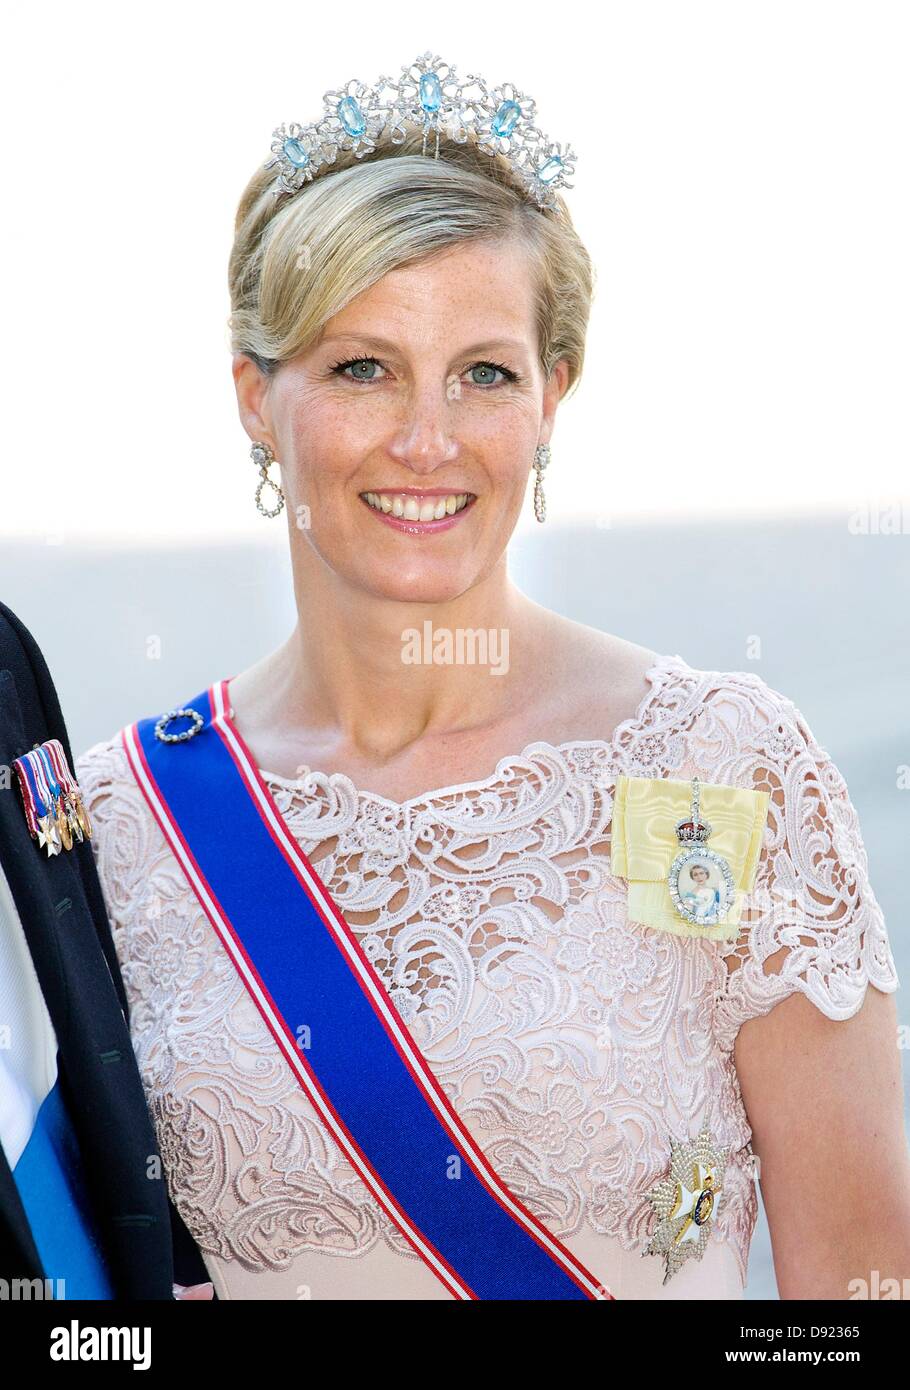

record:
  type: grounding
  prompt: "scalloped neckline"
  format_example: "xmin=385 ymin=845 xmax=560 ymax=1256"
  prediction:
xmin=232 ymin=651 xmax=690 ymax=814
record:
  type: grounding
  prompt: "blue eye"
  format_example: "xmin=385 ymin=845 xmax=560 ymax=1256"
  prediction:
xmin=328 ymin=356 xmax=519 ymax=386
xmin=468 ymin=360 xmax=518 ymax=386
xmin=470 ymin=363 xmax=499 ymax=385
xmin=329 ymin=356 xmax=384 ymax=381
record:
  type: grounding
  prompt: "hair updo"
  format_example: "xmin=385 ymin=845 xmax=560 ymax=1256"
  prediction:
xmin=228 ymin=131 xmax=595 ymax=398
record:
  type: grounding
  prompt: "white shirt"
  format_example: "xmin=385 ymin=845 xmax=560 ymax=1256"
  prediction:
xmin=0 ymin=858 xmax=58 ymax=1169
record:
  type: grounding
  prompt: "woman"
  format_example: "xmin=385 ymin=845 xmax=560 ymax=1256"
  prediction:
xmin=76 ymin=54 xmax=908 ymax=1300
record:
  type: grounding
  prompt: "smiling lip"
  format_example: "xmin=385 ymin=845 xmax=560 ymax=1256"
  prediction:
xmin=359 ymin=488 xmax=476 ymax=535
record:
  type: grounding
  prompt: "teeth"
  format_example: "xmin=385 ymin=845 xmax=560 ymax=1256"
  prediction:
xmin=361 ymin=492 xmax=473 ymax=521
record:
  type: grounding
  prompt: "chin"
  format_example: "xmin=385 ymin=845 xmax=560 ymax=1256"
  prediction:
xmin=356 ymin=565 xmax=479 ymax=606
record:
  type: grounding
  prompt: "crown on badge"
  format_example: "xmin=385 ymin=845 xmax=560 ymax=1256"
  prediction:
xmin=264 ymin=51 xmax=577 ymax=214
xmin=674 ymin=776 xmax=712 ymax=844
xmin=674 ymin=815 xmax=713 ymax=845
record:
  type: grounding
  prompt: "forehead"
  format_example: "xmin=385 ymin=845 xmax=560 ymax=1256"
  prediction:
xmin=326 ymin=237 xmax=537 ymax=342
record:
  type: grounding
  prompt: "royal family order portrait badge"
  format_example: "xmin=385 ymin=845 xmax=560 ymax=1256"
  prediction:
xmin=610 ymin=773 xmax=770 ymax=941
xmin=667 ymin=777 xmax=736 ymax=928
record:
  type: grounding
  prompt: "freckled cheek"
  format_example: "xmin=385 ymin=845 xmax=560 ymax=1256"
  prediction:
xmin=280 ymin=396 xmax=533 ymax=505
xmin=282 ymin=401 xmax=379 ymax=498
xmin=475 ymin=437 xmax=536 ymax=498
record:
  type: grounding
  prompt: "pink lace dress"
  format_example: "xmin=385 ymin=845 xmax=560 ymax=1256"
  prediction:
xmin=75 ymin=652 xmax=899 ymax=1300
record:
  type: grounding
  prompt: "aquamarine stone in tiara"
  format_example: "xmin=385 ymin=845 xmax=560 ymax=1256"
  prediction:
xmin=281 ymin=138 xmax=310 ymax=169
xmin=492 ymin=101 xmax=522 ymax=137
xmin=419 ymin=73 xmax=442 ymax=112
xmin=264 ymin=51 xmax=577 ymax=214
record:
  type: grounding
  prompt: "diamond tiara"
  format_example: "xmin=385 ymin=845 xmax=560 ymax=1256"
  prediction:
xmin=264 ymin=50 xmax=577 ymax=214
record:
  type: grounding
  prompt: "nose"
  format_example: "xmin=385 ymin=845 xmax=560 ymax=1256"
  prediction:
xmin=386 ymin=382 xmax=460 ymax=476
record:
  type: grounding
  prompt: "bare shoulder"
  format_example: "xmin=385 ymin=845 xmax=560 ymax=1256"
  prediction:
xmin=529 ymin=609 xmax=662 ymax=735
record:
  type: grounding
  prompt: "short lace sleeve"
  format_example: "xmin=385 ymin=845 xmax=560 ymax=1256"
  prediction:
xmin=74 ymin=734 xmax=149 ymax=933
xmin=75 ymin=736 xmax=130 ymax=850
xmin=713 ymin=688 xmax=899 ymax=1049
xmin=76 ymin=736 xmax=121 ymax=817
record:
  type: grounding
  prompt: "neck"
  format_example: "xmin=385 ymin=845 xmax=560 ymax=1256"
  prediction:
xmin=248 ymin=553 xmax=553 ymax=762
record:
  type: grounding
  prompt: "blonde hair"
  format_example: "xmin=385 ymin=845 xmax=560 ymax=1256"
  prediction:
xmin=228 ymin=132 xmax=594 ymax=398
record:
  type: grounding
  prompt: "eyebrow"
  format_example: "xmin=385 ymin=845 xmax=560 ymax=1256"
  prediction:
xmin=317 ymin=333 xmax=530 ymax=357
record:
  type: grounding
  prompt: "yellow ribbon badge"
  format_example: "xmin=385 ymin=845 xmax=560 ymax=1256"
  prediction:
xmin=610 ymin=775 xmax=770 ymax=940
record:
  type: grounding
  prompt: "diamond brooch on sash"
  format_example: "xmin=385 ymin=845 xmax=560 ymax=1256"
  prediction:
xmin=644 ymin=1127 xmax=728 ymax=1283
xmin=154 ymin=707 xmax=204 ymax=743
xmin=667 ymin=777 xmax=736 ymax=928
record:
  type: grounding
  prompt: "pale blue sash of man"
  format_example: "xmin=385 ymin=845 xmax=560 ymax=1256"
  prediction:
xmin=122 ymin=680 xmax=614 ymax=1301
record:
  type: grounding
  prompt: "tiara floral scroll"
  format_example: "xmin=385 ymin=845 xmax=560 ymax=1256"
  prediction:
xmin=264 ymin=51 xmax=577 ymax=213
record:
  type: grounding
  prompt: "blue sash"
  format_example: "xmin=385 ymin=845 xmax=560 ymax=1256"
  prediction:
xmin=124 ymin=681 xmax=613 ymax=1301
xmin=12 ymin=1072 xmax=115 ymax=1299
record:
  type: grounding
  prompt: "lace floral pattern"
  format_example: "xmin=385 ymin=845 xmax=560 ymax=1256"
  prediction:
xmin=76 ymin=653 xmax=899 ymax=1290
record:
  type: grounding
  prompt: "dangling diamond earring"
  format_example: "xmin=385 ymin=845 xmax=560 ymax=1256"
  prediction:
xmin=251 ymin=441 xmax=285 ymax=518
xmin=533 ymin=444 xmax=550 ymax=523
